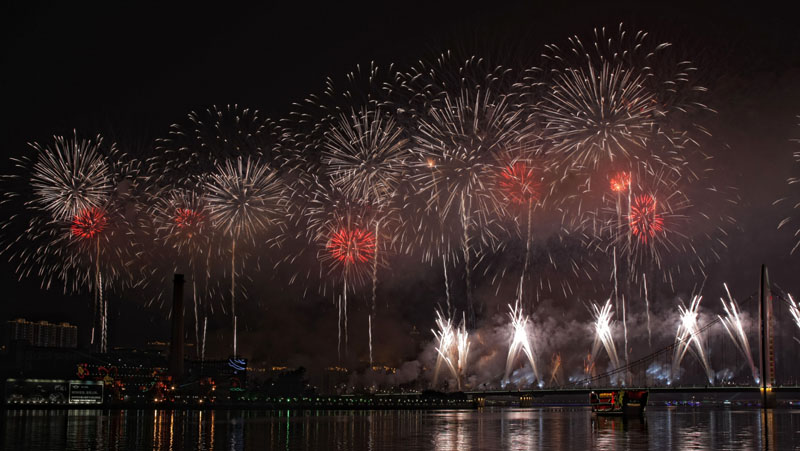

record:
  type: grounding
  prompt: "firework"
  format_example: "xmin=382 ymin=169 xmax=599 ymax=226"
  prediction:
xmin=206 ymin=157 xmax=285 ymax=240
xmin=306 ymin=184 xmax=380 ymax=287
xmin=503 ymin=301 xmax=540 ymax=386
xmin=285 ymin=64 xmax=404 ymax=364
xmin=3 ymin=133 xmax=138 ymax=353
xmin=149 ymin=188 xmax=216 ymax=358
xmin=592 ymin=166 xmax=703 ymax=289
xmin=610 ymin=171 xmax=632 ymax=193
xmin=28 ymin=132 xmax=114 ymax=221
xmin=410 ymin=84 xmax=527 ymax=326
xmin=151 ymin=189 xmax=213 ymax=254
xmin=431 ymin=309 xmax=470 ymax=391
xmin=498 ymin=161 xmax=542 ymax=206
xmin=628 ymin=194 xmax=665 ymax=244
xmin=672 ymin=295 xmax=714 ymax=384
xmin=154 ymin=105 xmax=286 ymax=189
xmin=789 ymin=294 xmax=800 ymax=333
xmin=538 ymin=24 xmax=714 ymax=175
xmin=205 ymin=156 xmax=285 ymax=355
xmin=284 ymin=62 xmax=400 ymax=181
xmin=327 ymin=227 xmax=376 ymax=264
xmin=322 ymin=107 xmax=409 ymax=205
xmin=321 ymin=106 xmax=410 ymax=362
xmin=71 ymin=207 xmax=109 ymax=239
xmin=589 ymin=299 xmax=621 ymax=372
xmin=718 ymin=283 xmax=759 ymax=384
xmin=494 ymin=152 xmax=557 ymax=307
xmin=390 ymin=53 xmax=538 ymax=325
xmin=539 ymin=61 xmax=657 ymax=171
xmin=303 ymin=183 xmax=381 ymax=358
xmin=776 ymin=119 xmax=800 ymax=254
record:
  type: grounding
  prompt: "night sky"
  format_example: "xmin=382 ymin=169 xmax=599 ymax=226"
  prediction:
xmin=2 ymin=2 xmax=799 ymax=375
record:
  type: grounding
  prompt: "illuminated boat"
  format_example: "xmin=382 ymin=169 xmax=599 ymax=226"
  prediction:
xmin=590 ymin=390 xmax=648 ymax=416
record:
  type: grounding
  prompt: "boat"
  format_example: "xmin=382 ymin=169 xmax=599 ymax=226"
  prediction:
xmin=590 ymin=390 xmax=648 ymax=416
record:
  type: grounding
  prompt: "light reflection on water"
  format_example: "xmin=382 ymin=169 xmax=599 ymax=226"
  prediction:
xmin=2 ymin=407 xmax=799 ymax=450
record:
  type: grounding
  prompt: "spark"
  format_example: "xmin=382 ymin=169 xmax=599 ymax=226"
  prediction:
xmin=432 ymin=310 xmax=470 ymax=391
xmin=672 ymin=295 xmax=714 ymax=384
xmin=28 ymin=132 xmax=113 ymax=220
xmin=718 ymin=283 xmax=759 ymax=384
xmin=498 ymin=162 xmax=541 ymax=206
xmin=789 ymin=294 xmax=800 ymax=333
xmin=323 ymin=107 xmax=409 ymax=205
xmin=610 ymin=171 xmax=632 ymax=193
xmin=205 ymin=156 xmax=285 ymax=354
xmin=504 ymin=301 xmax=540 ymax=385
xmin=70 ymin=208 xmax=108 ymax=239
xmin=589 ymin=299 xmax=621 ymax=372
xmin=629 ymin=194 xmax=664 ymax=244
xmin=327 ymin=227 xmax=376 ymax=264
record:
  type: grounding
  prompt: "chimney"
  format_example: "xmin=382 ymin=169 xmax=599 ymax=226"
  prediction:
xmin=169 ymin=274 xmax=185 ymax=381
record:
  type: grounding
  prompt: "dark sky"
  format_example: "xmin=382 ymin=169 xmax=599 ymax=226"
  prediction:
xmin=2 ymin=2 xmax=799 ymax=372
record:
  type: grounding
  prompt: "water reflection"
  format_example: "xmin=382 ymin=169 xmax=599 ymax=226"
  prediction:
xmin=2 ymin=407 xmax=798 ymax=450
xmin=593 ymin=415 xmax=648 ymax=449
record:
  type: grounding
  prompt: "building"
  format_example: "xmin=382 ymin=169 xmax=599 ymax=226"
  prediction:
xmin=186 ymin=357 xmax=248 ymax=391
xmin=6 ymin=319 xmax=78 ymax=348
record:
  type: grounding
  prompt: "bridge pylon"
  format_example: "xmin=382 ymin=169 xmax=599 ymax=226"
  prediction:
xmin=759 ymin=264 xmax=777 ymax=408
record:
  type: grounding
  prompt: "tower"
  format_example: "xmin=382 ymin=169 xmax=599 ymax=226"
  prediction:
xmin=758 ymin=265 xmax=776 ymax=408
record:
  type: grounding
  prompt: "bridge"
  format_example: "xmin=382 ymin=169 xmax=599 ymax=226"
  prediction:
xmin=470 ymin=266 xmax=799 ymax=407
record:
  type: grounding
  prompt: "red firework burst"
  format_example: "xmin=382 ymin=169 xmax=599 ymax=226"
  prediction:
xmin=71 ymin=207 xmax=108 ymax=239
xmin=327 ymin=228 xmax=376 ymax=264
xmin=610 ymin=171 xmax=632 ymax=193
xmin=498 ymin=162 xmax=540 ymax=205
xmin=174 ymin=208 xmax=206 ymax=234
xmin=629 ymin=194 xmax=664 ymax=243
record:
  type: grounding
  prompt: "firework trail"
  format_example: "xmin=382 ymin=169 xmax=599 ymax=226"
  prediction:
xmin=718 ymin=283 xmax=759 ymax=384
xmin=390 ymin=53 xmax=539 ymax=326
xmin=406 ymin=64 xmax=527 ymax=327
xmin=589 ymin=299 xmax=621 ymax=372
xmin=150 ymin=105 xmax=297 ymax=352
xmin=283 ymin=63 xmax=404 ymax=357
xmin=537 ymin=24 xmax=729 ymax=366
xmin=1 ymin=132 xmax=138 ymax=353
xmin=368 ymin=314 xmax=373 ymax=367
xmin=431 ymin=309 xmax=470 ymax=391
xmin=150 ymin=189 xmax=216 ymax=358
xmin=776 ymin=119 xmax=800 ymax=254
xmin=304 ymin=183 xmax=379 ymax=359
xmin=672 ymin=295 xmax=714 ymax=384
xmin=586 ymin=164 xmax=732 ymax=356
xmin=549 ymin=353 xmax=562 ymax=386
xmin=534 ymin=25 xmax=710 ymax=359
xmin=205 ymin=156 xmax=286 ymax=356
xmin=503 ymin=301 xmax=540 ymax=386
xmin=322 ymin=106 xmax=410 ymax=359
xmin=789 ymin=294 xmax=800 ymax=334
xmin=496 ymin=152 xmax=547 ymax=308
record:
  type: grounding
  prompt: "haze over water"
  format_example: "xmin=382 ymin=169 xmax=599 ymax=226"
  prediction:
xmin=3 ymin=407 xmax=799 ymax=450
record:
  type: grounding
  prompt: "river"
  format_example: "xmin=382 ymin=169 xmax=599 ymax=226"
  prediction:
xmin=3 ymin=407 xmax=799 ymax=450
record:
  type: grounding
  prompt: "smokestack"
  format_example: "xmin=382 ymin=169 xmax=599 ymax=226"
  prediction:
xmin=169 ymin=274 xmax=185 ymax=381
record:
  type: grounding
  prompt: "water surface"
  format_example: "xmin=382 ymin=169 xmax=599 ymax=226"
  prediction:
xmin=3 ymin=407 xmax=799 ymax=450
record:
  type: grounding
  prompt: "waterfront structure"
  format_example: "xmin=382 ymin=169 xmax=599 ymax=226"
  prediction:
xmin=6 ymin=319 xmax=77 ymax=348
